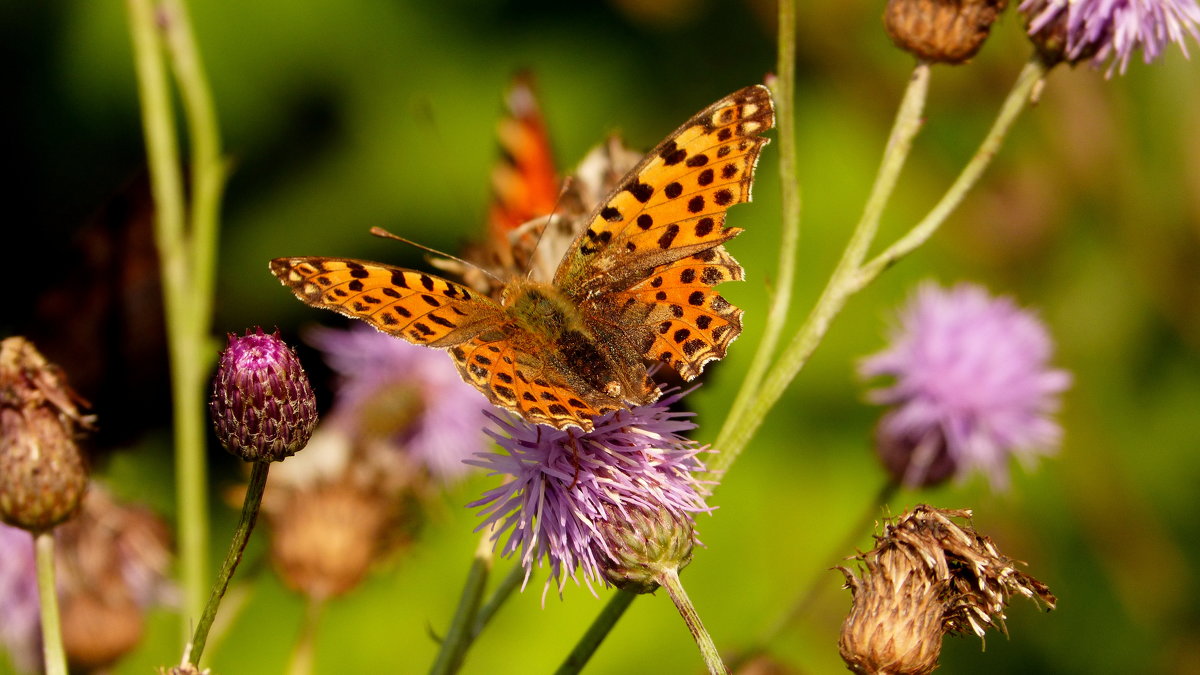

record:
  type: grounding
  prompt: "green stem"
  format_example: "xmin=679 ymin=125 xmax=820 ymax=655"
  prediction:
xmin=470 ymin=562 xmax=525 ymax=640
xmin=554 ymin=590 xmax=637 ymax=675
xmin=855 ymin=56 xmax=1048 ymax=290
xmin=124 ymin=0 xmax=211 ymax=631
xmin=429 ymin=533 xmax=493 ymax=675
xmin=658 ymin=568 xmax=728 ymax=675
xmin=715 ymin=0 xmax=801 ymax=490
xmin=707 ymin=61 xmax=931 ymax=481
xmin=286 ymin=597 xmax=325 ymax=675
xmin=35 ymin=532 xmax=67 ymax=675
xmin=159 ymin=0 xmax=227 ymax=321
xmin=189 ymin=461 xmax=271 ymax=665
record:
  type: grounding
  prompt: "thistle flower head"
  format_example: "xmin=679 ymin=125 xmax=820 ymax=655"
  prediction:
xmin=0 ymin=337 xmax=90 ymax=531
xmin=209 ymin=328 xmax=317 ymax=463
xmin=860 ymin=282 xmax=1071 ymax=489
xmin=884 ymin=0 xmax=1009 ymax=64
xmin=838 ymin=505 xmax=1056 ymax=675
xmin=308 ymin=325 xmax=490 ymax=483
xmin=468 ymin=390 xmax=711 ymax=598
xmin=1020 ymin=0 xmax=1200 ymax=75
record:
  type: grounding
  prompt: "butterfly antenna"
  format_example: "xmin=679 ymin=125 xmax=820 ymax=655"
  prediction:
xmin=523 ymin=176 xmax=575 ymax=280
xmin=369 ymin=227 xmax=505 ymax=286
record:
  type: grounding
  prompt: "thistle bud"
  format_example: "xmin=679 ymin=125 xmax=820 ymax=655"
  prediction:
xmin=0 ymin=337 xmax=90 ymax=531
xmin=210 ymin=328 xmax=317 ymax=463
xmin=884 ymin=0 xmax=1008 ymax=64
xmin=594 ymin=503 xmax=695 ymax=594
xmin=838 ymin=505 xmax=1056 ymax=675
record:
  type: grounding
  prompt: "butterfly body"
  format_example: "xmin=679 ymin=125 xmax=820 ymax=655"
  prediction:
xmin=271 ymin=85 xmax=774 ymax=430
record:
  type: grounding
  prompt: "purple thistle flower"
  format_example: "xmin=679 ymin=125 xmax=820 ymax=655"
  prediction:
xmin=0 ymin=523 xmax=39 ymax=673
xmin=860 ymin=282 xmax=1072 ymax=490
xmin=308 ymin=324 xmax=490 ymax=483
xmin=468 ymin=390 xmax=711 ymax=599
xmin=1021 ymin=0 xmax=1200 ymax=75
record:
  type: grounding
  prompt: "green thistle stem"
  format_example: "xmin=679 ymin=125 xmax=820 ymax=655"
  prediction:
xmin=35 ymin=532 xmax=67 ymax=675
xmin=554 ymin=590 xmax=637 ymax=675
xmin=718 ymin=0 xmax=802 ymax=480
xmin=125 ymin=0 xmax=226 ymax=634
xmin=471 ymin=562 xmax=526 ymax=640
xmin=189 ymin=460 xmax=271 ymax=666
xmin=658 ymin=568 xmax=729 ymax=675
xmin=429 ymin=530 xmax=494 ymax=675
xmin=855 ymin=56 xmax=1049 ymax=289
xmin=707 ymin=61 xmax=932 ymax=481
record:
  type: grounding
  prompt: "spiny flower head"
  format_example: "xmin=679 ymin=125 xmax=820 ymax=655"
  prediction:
xmin=308 ymin=324 xmax=490 ymax=484
xmin=210 ymin=328 xmax=317 ymax=462
xmin=860 ymin=282 xmax=1071 ymax=489
xmin=468 ymin=389 xmax=711 ymax=599
xmin=1020 ymin=0 xmax=1200 ymax=75
xmin=838 ymin=505 xmax=1056 ymax=675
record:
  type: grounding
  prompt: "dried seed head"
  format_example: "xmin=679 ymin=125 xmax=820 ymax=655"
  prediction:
xmin=209 ymin=328 xmax=317 ymax=463
xmin=838 ymin=505 xmax=1056 ymax=674
xmin=594 ymin=502 xmax=696 ymax=594
xmin=884 ymin=0 xmax=1009 ymax=64
xmin=265 ymin=481 xmax=397 ymax=600
xmin=0 ymin=337 xmax=91 ymax=531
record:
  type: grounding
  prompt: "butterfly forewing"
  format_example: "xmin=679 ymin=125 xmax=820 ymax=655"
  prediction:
xmin=553 ymin=84 xmax=773 ymax=381
xmin=269 ymin=258 xmax=501 ymax=348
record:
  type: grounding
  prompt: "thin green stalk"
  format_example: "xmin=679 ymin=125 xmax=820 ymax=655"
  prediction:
xmin=159 ymin=0 xmax=227 ymax=321
xmin=35 ymin=532 xmax=67 ymax=675
xmin=189 ymin=461 xmax=271 ymax=665
xmin=707 ymin=62 xmax=932 ymax=480
xmin=429 ymin=533 xmax=493 ymax=675
xmin=658 ymin=568 xmax=728 ymax=675
xmin=470 ymin=562 xmax=525 ymax=640
xmin=286 ymin=597 xmax=325 ymax=675
xmin=554 ymin=590 xmax=637 ymax=675
xmin=716 ymin=0 xmax=802 ymax=488
xmin=856 ymin=56 xmax=1048 ymax=290
xmin=125 ymin=0 xmax=210 ymax=632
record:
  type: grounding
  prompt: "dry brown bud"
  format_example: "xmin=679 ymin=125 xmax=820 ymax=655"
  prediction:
xmin=838 ymin=505 xmax=1055 ymax=674
xmin=884 ymin=0 xmax=1008 ymax=64
xmin=0 ymin=337 xmax=91 ymax=530
xmin=265 ymin=481 xmax=396 ymax=600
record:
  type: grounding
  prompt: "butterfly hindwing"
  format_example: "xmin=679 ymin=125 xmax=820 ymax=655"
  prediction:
xmin=269 ymin=257 xmax=501 ymax=348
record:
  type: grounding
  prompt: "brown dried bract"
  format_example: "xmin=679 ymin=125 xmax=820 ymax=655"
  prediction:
xmin=838 ymin=505 xmax=1055 ymax=675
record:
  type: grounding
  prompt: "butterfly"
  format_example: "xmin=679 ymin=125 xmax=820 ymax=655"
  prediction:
xmin=271 ymin=85 xmax=775 ymax=431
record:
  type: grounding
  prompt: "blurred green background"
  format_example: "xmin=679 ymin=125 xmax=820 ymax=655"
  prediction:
xmin=5 ymin=0 xmax=1200 ymax=673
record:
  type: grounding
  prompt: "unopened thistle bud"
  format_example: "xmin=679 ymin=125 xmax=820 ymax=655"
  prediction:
xmin=594 ymin=503 xmax=696 ymax=594
xmin=0 ymin=337 xmax=90 ymax=531
xmin=210 ymin=328 xmax=317 ymax=463
xmin=838 ymin=505 xmax=1055 ymax=675
xmin=884 ymin=0 xmax=1008 ymax=64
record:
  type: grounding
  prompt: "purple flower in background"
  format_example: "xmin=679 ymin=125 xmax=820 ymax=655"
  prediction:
xmin=860 ymin=283 xmax=1072 ymax=490
xmin=309 ymin=324 xmax=490 ymax=483
xmin=0 ymin=523 xmax=39 ymax=673
xmin=1021 ymin=0 xmax=1200 ymax=75
xmin=468 ymin=390 xmax=711 ymax=598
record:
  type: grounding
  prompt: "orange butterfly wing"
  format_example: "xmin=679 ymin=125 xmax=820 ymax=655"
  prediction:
xmin=268 ymin=258 xmax=501 ymax=348
xmin=554 ymin=85 xmax=774 ymax=381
